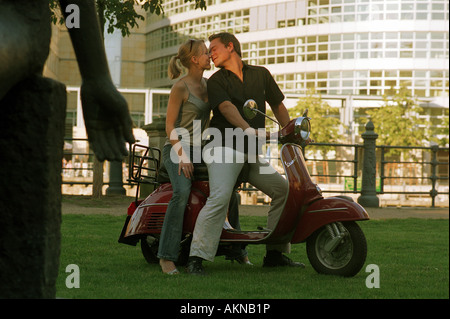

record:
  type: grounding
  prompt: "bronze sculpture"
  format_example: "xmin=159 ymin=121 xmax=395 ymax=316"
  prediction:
xmin=0 ymin=0 xmax=135 ymax=298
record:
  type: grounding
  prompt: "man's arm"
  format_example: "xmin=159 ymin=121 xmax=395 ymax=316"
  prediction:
xmin=270 ymin=102 xmax=290 ymax=127
xmin=59 ymin=0 xmax=135 ymax=161
xmin=218 ymin=101 xmax=251 ymax=131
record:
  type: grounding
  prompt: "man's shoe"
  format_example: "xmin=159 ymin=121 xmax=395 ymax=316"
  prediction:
xmin=263 ymin=251 xmax=305 ymax=268
xmin=186 ymin=257 xmax=207 ymax=276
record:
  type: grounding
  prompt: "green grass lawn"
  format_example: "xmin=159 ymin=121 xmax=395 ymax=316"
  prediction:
xmin=56 ymin=214 xmax=449 ymax=299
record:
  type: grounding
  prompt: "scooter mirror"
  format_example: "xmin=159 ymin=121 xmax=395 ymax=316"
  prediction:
xmin=243 ymin=99 xmax=258 ymax=120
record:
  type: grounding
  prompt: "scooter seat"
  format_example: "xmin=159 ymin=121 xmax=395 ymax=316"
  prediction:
xmin=156 ymin=161 xmax=249 ymax=188
xmin=156 ymin=161 xmax=209 ymax=183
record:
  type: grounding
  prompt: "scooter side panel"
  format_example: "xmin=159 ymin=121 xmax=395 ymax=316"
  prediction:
xmin=290 ymin=197 xmax=370 ymax=244
xmin=122 ymin=181 xmax=209 ymax=238
xmin=123 ymin=183 xmax=172 ymax=237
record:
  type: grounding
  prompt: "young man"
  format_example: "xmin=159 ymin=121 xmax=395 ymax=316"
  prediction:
xmin=186 ymin=32 xmax=304 ymax=275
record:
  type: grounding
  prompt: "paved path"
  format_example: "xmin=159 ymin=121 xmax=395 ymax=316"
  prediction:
xmin=238 ymin=205 xmax=449 ymax=219
xmin=62 ymin=196 xmax=448 ymax=219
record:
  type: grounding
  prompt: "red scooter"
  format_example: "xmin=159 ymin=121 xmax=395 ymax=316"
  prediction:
xmin=119 ymin=103 xmax=369 ymax=277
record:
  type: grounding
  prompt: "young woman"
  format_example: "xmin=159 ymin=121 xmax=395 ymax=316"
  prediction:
xmin=158 ymin=39 xmax=212 ymax=274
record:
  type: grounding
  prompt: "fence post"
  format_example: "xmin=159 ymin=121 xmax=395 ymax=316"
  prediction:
xmin=140 ymin=116 xmax=167 ymax=197
xmin=358 ymin=120 xmax=379 ymax=208
xmin=429 ymin=145 xmax=439 ymax=208
xmin=106 ymin=161 xmax=126 ymax=195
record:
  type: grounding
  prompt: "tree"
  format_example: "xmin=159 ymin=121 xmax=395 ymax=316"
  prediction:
xmin=50 ymin=0 xmax=207 ymax=37
xmin=366 ymin=86 xmax=429 ymax=157
xmin=430 ymin=111 xmax=449 ymax=147
xmin=288 ymin=89 xmax=343 ymax=157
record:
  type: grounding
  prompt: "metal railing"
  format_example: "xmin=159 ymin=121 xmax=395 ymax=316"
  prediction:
xmin=61 ymin=138 xmax=449 ymax=207
xmin=378 ymin=144 xmax=449 ymax=207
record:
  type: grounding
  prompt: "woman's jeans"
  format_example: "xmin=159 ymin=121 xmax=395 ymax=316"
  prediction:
xmin=157 ymin=144 xmax=192 ymax=261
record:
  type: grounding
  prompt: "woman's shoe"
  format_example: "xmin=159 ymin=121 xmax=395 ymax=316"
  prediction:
xmin=160 ymin=259 xmax=180 ymax=275
xmin=163 ymin=268 xmax=180 ymax=275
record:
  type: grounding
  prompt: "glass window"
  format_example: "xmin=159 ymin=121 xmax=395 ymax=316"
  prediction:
xmin=401 ymin=41 xmax=413 ymax=49
xmin=386 ymin=42 xmax=398 ymax=49
xmin=386 ymin=4 xmax=398 ymax=11
xmin=358 ymin=5 xmax=368 ymax=12
xmin=330 ymin=52 xmax=340 ymax=59
xmin=342 ymin=71 xmax=353 ymax=78
xmin=358 ymin=52 xmax=368 ymax=58
xmin=401 ymin=3 xmax=414 ymax=11
xmin=331 ymin=6 xmax=341 ymax=13
xmin=357 ymin=42 xmax=369 ymax=49
xmin=430 ymin=71 xmax=443 ymax=78
xmin=386 ymin=13 xmax=399 ymax=19
xmin=331 ymin=43 xmax=341 ymax=50
xmin=343 ymin=14 xmax=355 ymax=21
xmin=416 ymin=12 xmax=428 ymax=20
xmin=400 ymin=71 xmax=413 ymax=77
xmin=330 ymin=34 xmax=341 ymax=41
xmin=432 ymin=3 xmax=445 ymax=10
xmin=415 ymin=51 xmax=427 ymax=58
xmin=400 ymin=51 xmax=413 ymax=58
xmin=343 ymin=52 xmax=354 ymax=59
xmin=385 ymin=70 xmax=397 ymax=77
xmin=344 ymin=43 xmax=354 ymax=50
xmin=401 ymin=12 xmax=414 ymax=20
xmin=343 ymin=33 xmax=354 ymax=41
xmin=416 ymin=3 xmax=428 ymax=10
xmin=370 ymin=70 xmax=382 ymax=77
xmin=344 ymin=5 xmax=355 ymax=12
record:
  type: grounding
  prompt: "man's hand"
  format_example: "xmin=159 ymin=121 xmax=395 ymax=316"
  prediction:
xmin=80 ymin=78 xmax=135 ymax=162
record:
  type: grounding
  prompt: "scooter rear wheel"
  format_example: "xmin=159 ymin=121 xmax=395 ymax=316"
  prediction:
xmin=140 ymin=235 xmax=191 ymax=266
xmin=306 ymin=221 xmax=367 ymax=277
xmin=141 ymin=235 xmax=159 ymax=264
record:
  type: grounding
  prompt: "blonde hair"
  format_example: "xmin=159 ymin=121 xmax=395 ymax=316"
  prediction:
xmin=168 ymin=39 xmax=204 ymax=79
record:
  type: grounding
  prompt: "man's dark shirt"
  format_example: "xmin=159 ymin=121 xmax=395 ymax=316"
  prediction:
xmin=207 ymin=62 xmax=284 ymax=152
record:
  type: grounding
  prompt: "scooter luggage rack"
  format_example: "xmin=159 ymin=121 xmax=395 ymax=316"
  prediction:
xmin=127 ymin=143 xmax=161 ymax=204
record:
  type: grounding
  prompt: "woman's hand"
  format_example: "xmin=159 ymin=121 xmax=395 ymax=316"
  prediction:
xmin=178 ymin=153 xmax=194 ymax=179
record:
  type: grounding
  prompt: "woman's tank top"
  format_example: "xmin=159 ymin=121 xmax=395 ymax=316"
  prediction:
xmin=165 ymin=78 xmax=210 ymax=149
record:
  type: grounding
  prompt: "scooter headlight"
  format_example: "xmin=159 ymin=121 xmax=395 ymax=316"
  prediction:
xmin=294 ymin=117 xmax=311 ymax=141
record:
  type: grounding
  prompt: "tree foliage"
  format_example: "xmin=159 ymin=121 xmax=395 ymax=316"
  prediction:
xmin=288 ymin=89 xmax=343 ymax=156
xmin=50 ymin=0 xmax=207 ymax=37
xmin=366 ymin=87 xmax=429 ymax=147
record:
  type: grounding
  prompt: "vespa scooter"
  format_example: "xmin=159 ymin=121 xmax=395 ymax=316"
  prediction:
xmin=119 ymin=101 xmax=369 ymax=277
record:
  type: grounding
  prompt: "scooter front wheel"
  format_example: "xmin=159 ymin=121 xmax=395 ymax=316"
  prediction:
xmin=306 ymin=221 xmax=367 ymax=277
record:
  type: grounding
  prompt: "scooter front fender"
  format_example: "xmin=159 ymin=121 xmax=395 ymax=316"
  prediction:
xmin=290 ymin=197 xmax=369 ymax=244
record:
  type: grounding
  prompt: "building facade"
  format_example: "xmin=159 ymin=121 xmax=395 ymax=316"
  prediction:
xmin=146 ymin=0 xmax=448 ymax=96
xmin=43 ymin=0 xmax=448 ymax=203
xmin=44 ymin=0 xmax=449 ymax=138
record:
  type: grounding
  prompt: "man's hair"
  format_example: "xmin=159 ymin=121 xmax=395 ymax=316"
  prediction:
xmin=208 ymin=32 xmax=242 ymax=57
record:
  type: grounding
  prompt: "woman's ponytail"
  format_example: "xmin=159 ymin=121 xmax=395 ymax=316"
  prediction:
xmin=168 ymin=55 xmax=182 ymax=79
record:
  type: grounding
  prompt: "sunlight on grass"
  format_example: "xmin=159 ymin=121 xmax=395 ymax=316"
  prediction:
xmin=56 ymin=215 xmax=449 ymax=299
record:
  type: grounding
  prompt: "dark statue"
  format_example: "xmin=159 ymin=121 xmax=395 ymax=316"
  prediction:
xmin=0 ymin=0 xmax=135 ymax=298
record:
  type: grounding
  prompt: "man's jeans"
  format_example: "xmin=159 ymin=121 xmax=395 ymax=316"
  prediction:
xmin=190 ymin=146 xmax=289 ymax=262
